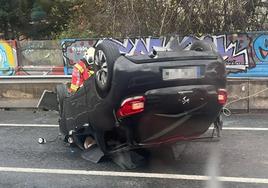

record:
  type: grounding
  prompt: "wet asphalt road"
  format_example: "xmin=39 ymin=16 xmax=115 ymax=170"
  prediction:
xmin=0 ymin=110 xmax=267 ymax=188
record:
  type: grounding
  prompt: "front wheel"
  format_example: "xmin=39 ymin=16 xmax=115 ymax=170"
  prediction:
xmin=94 ymin=40 xmax=120 ymax=98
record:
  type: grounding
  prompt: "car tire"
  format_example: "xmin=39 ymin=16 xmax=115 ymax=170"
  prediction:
xmin=94 ymin=40 xmax=120 ymax=98
xmin=190 ymin=40 xmax=217 ymax=52
xmin=56 ymin=84 xmax=68 ymax=135
xmin=56 ymin=84 xmax=67 ymax=116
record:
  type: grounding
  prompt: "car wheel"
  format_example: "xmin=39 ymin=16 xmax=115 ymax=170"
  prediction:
xmin=190 ymin=40 xmax=217 ymax=52
xmin=94 ymin=40 xmax=120 ymax=98
xmin=56 ymin=84 xmax=67 ymax=116
xmin=55 ymin=84 xmax=68 ymax=135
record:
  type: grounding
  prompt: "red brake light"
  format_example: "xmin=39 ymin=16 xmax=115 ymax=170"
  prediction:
xmin=117 ymin=96 xmax=145 ymax=118
xmin=218 ymin=89 xmax=227 ymax=105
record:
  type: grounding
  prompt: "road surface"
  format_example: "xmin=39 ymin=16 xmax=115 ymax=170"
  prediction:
xmin=0 ymin=110 xmax=267 ymax=188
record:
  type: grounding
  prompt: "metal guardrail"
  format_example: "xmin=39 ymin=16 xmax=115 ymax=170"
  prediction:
xmin=1 ymin=76 xmax=268 ymax=84
xmin=0 ymin=75 xmax=71 ymax=84
xmin=228 ymin=77 xmax=268 ymax=80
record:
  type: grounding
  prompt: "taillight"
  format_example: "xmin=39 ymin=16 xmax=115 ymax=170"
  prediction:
xmin=218 ymin=89 xmax=227 ymax=105
xmin=117 ymin=96 xmax=145 ymax=118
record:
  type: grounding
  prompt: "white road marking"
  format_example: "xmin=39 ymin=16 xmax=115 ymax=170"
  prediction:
xmin=1 ymin=123 xmax=268 ymax=131
xmin=0 ymin=167 xmax=267 ymax=184
xmin=0 ymin=124 xmax=58 ymax=127
xmin=209 ymin=127 xmax=268 ymax=131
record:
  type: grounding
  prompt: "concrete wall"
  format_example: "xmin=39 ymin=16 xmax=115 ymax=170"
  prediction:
xmin=249 ymin=79 xmax=268 ymax=111
xmin=226 ymin=79 xmax=249 ymax=112
xmin=1 ymin=78 xmax=268 ymax=112
xmin=226 ymin=78 xmax=268 ymax=112
xmin=0 ymin=79 xmax=68 ymax=108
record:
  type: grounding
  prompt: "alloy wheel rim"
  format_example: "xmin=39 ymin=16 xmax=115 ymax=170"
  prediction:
xmin=95 ymin=50 xmax=108 ymax=87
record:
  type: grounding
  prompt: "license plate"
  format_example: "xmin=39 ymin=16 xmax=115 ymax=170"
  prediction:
xmin=162 ymin=67 xmax=201 ymax=80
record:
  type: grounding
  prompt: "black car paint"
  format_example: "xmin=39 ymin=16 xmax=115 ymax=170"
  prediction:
xmin=60 ymin=50 xmax=226 ymax=153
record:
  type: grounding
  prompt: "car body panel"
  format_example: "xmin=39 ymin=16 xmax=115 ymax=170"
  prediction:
xmin=59 ymin=49 xmax=226 ymax=152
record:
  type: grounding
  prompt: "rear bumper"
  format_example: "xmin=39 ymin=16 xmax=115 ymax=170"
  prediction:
xmin=111 ymin=83 xmax=221 ymax=144
xmin=108 ymin=117 xmax=218 ymax=154
xmin=108 ymin=109 xmax=221 ymax=154
xmin=141 ymin=112 xmax=219 ymax=143
xmin=133 ymin=102 xmax=221 ymax=144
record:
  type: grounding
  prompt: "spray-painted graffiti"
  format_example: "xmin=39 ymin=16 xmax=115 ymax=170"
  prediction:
xmin=16 ymin=40 xmax=64 ymax=75
xmin=213 ymin=34 xmax=253 ymax=71
xmin=254 ymin=35 xmax=268 ymax=62
xmin=61 ymin=39 xmax=97 ymax=75
xmin=109 ymin=35 xmax=255 ymax=72
xmin=0 ymin=32 xmax=267 ymax=77
xmin=61 ymin=36 xmax=251 ymax=75
xmin=111 ymin=37 xmax=166 ymax=55
xmin=178 ymin=34 xmax=254 ymax=71
xmin=61 ymin=33 xmax=268 ymax=76
xmin=0 ymin=40 xmax=18 ymax=76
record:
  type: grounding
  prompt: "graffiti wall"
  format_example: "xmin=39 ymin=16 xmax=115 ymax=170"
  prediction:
xmin=0 ymin=40 xmax=18 ymax=76
xmin=61 ymin=32 xmax=268 ymax=77
xmin=233 ymin=33 xmax=268 ymax=77
xmin=16 ymin=40 xmax=64 ymax=75
xmin=61 ymin=39 xmax=97 ymax=75
xmin=0 ymin=31 xmax=267 ymax=77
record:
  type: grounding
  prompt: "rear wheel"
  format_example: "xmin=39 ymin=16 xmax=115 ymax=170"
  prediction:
xmin=56 ymin=84 xmax=68 ymax=135
xmin=94 ymin=40 xmax=120 ymax=98
xmin=190 ymin=40 xmax=217 ymax=52
xmin=56 ymin=84 xmax=67 ymax=115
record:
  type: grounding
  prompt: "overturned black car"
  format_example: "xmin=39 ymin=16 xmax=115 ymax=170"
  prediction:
xmin=47 ymin=39 xmax=227 ymax=168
